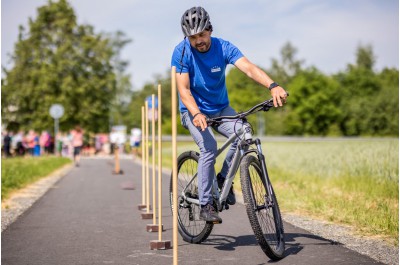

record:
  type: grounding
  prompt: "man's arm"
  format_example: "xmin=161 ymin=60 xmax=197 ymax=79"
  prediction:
xmin=234 ymin=57 xmax=287 ymax=107
xmin=176 ymin=72 xmax=208 ymax=131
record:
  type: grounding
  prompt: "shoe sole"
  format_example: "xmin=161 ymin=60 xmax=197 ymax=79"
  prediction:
xmin=206 ymin=220 xmax=223 ymax=224
xmin=199 ymin=217 xmax=223 ymax=224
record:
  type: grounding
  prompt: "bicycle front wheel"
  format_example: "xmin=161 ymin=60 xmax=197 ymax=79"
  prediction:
xmin=240 ymin=154 xmax=285 ymax=260
xmin=169 ymin=151 xmax=213 ymax=244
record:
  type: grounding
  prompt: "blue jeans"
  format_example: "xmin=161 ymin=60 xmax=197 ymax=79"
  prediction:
xmin=180 ymin=106 xmax=242 ymax=206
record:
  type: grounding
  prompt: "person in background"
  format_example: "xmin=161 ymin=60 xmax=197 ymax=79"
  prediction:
xmin=13 ymin=131 xmax=25 ymax=156
xmin=3 ymin=131 xmax=12 ymax=158
xmin=33 ymin=132 xmax=40 ymax=156
xmin=56 ymin=132 xmax=63 ymax=156
xmin=71 ymin=126 xmax=84 ymax=167
xmin=109 ymin=129 xmax=117 ymax=155
xmin=39 ymin=131 xmax=49 ymax=155
xmin=44 ymin=131 xmax=52 ymax=154
xmin=130 ymin=128 xmax=142 ymax=157
xmin=26 ymin=130 xmax=36 ymax=156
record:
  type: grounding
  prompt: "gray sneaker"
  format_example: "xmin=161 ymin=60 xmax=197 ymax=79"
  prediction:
xmin=200 ymin=204 xmax=222 ymax=223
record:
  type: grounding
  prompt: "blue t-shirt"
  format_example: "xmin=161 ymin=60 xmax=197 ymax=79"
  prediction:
xmin=171 ymin=37 xmax=243 ymax=115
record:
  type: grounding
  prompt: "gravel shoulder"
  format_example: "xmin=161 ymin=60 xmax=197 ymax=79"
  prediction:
xmin=1 ymin=163 xmax=73 ymax=232
xmin=282 ymin=213 xmax=398 ymax=265
xmin=1 ymin=157 xmax=398 ymax=265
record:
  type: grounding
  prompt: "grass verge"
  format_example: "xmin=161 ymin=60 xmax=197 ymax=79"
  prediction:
xmin=1 ymin=156 xmax=72 ymax=201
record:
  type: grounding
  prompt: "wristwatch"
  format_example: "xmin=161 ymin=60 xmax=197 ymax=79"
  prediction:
xmin=268 ymin=82 xmax=279 ymax=91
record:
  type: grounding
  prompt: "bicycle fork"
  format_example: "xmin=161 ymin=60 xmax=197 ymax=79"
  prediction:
xmin=254 ymin=139 xmax=284 ymax=235
xmin=253 ymin=139 xmax=274 ymax=201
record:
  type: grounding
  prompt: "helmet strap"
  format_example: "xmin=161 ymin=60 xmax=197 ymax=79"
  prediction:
xmin=179 ymin=37 xmax=187 ymax=75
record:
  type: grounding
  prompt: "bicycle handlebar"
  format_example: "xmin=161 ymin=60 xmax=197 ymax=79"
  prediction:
xmin=206 ymin=97 xmax=276 ymax=126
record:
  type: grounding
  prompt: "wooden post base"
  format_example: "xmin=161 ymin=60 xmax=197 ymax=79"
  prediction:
xmin=137 ymin=204 xmax=146 ymax=210
xmin=146 ymin=224 xmax=164 ymax=232
xmin=140 ymin=205 xmax=152 ymax=211
xmin=150 ymin=240 xmax=171 ymax=250
xmin=141 ymin=212 xmax=153 ymax=219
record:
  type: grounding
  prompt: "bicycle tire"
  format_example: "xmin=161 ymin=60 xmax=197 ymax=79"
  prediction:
xmin=240 ymin=154 xmax=285 ymax=260
xmin=169 ymin=151 xmax=214 ymax=244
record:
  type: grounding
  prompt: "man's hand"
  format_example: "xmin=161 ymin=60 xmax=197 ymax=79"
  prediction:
xmin=271 ymin=86 xmax=288 ymax=107
xmin=192 ymin=113 xmax=208 ymax=131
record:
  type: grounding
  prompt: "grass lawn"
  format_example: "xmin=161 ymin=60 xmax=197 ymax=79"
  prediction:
xmin=1 ymin=156 xmax=72 ymax=201
xmin=159 ymin=138 xmax=398 ymax=245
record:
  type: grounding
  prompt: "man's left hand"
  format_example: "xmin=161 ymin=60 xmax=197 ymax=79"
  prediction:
xmin=271 ymin=86 xmax=288 ymax=107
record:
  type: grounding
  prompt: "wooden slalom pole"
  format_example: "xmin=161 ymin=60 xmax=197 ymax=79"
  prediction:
xmin=152 ymin=94 xmax=157 ymax=224
xmin=149 ymin=84 xmax=171 ymax=250
xmin=112 ymin=138 xmax=123 ymax=174
xmin=113 ymin=145 xmax=121 ymax=174
xmin=157 ymin=85 xmax=163 ymax=239
xmin=141 ymin=100 xmax=153 ymax=219
xmin=171 ymin=67 xmax=178 ymax=265
xmin=147 ymin=94 xmax=159 ymax=232
xmin=138 ymin=106 xmax=146 ymax=210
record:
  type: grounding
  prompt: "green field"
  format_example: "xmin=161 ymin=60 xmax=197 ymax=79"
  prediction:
xmin=1 ymin=156 xmax=72 ymax=201
xmin=159 ymin=138 xmax=399 ymax=245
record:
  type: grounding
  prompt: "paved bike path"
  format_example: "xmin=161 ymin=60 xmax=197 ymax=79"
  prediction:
xmin=2 ymin=158 xmax=384 ymax=265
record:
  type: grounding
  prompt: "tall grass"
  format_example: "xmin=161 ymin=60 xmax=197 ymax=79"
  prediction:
xmin=1 ymin=156 xmax=72 ymax=201
xmin=264 ymin=139 xmax=398 ymax=244
xmin=160 ymin=138 xmax=398 ymax=244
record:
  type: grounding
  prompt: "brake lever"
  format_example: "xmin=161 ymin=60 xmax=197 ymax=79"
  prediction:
xmin=263 ymin=101 xmax=274 ymax=112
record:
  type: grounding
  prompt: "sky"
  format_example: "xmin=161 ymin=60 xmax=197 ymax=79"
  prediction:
xmin=2 ymin=0 xmax=399 ymax=90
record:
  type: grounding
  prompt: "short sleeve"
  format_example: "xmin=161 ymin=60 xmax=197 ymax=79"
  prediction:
xmin=223 ymin=40 xmax=244 ymax=65
xmin=171 ymin=42 xmax=189 ymax=74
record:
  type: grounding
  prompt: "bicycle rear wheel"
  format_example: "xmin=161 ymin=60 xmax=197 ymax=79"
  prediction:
xmin=240 ymin=154 xmax=285 ymax=260
xmin=169 ymin=151 xmax=213 ymax=244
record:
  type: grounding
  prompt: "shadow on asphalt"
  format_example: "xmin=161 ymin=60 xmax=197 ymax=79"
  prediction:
xmin=195 ymin=232 xmax=342 ymax=260
xmin=202 ymin=234 xmax=258 ymax=250
xmin=283 ymin=232 xmax=342 ymax=258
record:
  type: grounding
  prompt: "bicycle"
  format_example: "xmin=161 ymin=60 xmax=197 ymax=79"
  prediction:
xmin=169 ymin=98 xmax=285 ymax=260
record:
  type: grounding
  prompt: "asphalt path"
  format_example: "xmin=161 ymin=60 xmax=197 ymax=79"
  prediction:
xmin=2 ymin=158 xmax=385 ymax=265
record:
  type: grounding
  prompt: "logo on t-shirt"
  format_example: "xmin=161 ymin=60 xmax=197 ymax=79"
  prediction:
xmin=211 ymin=66 xmax=221 ymax=73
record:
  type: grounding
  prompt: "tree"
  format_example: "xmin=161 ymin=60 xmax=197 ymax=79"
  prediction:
xmin=270 ymin=42 xmax=304 ymax=86
xmin=285 ymin=68 xmax=342 ymax=135
xmin=226 ymin=67 xmax=270 ymax=135
xmin=356 ymin=44 xmax=375 ymax=71
xmin=107 ymin=31 xmax=133 ymax=128
xmin=126 ymin=69 xmax=179 ymax=135
xmin=1 ymin=0 xmax=119 ymax=133
xmin=335 ymin=45 xmax=398 ymax=136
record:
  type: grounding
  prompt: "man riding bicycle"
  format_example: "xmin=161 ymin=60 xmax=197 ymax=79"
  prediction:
xmin=171 ymin=6 xmax=288 ymax=223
